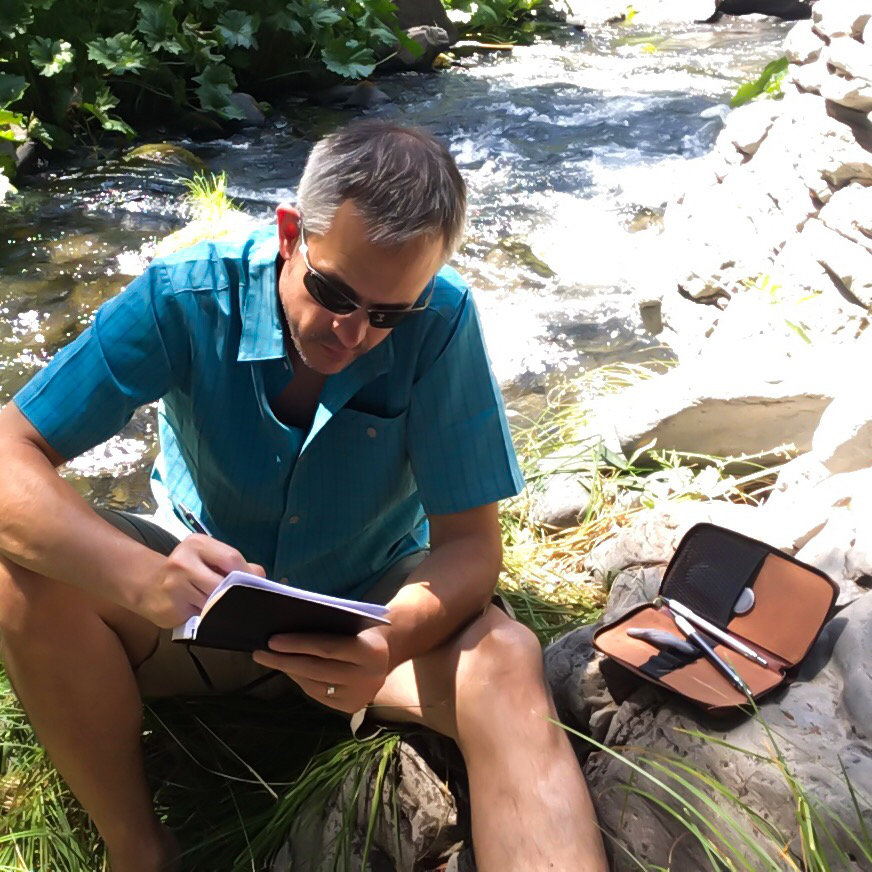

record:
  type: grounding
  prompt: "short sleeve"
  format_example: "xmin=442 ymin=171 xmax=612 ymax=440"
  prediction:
xmin=407 ymin=292 xmax=524 ymax=515
xmin=13 ymin=261 xmax=187 ymax=460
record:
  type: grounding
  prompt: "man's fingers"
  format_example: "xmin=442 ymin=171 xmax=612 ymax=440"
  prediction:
xmin=267 ymin=633 xmax=359 ymax=661
xmin=253 ymin=650 xmax=354 ymax=685
xmin=176 ymin=535 xmax=250 ymax=577
xmin=246 ymin=562 xmax=267 ymax=578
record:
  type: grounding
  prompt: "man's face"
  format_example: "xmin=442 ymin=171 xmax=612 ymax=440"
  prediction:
xmin=276 ymin=201 xmax=445 ymax=375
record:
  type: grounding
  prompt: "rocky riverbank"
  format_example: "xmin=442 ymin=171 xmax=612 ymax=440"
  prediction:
xmin=539 ymin=3 xmax=872 ymax=867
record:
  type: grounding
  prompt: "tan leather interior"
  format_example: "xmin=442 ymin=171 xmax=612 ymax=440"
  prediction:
xmin=728 ymin=553 xmax=835 ymax=663
xmin=597 ymin=606 xmax=782 ymax=708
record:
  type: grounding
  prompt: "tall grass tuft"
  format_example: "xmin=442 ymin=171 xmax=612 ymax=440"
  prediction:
xmin=560 ymin=710 xmax=872 ymax=871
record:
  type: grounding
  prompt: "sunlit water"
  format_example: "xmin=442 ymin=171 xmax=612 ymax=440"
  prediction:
xmin=0 ymin=17 xmax=790 ymax=507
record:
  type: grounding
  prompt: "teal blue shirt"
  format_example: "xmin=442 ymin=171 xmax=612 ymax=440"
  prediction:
xmin=14 ymin=225 xmax=524 ymax=599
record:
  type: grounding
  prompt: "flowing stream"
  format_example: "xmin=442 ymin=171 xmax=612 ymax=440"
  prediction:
xmin=0 ymin=16 xmax=790 ymax=508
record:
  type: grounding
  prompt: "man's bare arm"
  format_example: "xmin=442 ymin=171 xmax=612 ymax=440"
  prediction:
xmin=375 ymin=502 xmax=503 ymax=670
xmin=0 ymin=403 xmax=261 ymax=626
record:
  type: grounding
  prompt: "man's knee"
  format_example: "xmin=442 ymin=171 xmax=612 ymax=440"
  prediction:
xmin=455 ymin=608 xmax=547 ymax=705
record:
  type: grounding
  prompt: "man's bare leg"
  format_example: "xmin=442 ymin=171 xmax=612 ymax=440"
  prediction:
xmin=370 ymin=606 xmax=608 ymax=871
xmin=0 ymin=556 xmax=178 ymax=872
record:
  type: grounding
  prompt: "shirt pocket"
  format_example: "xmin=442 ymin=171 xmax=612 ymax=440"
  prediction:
xmin=298 ymin=407 xmax=414 ymax=531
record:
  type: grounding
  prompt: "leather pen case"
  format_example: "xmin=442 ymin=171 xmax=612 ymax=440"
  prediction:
xmin=593 ymin=523 xmax=839 ymax=712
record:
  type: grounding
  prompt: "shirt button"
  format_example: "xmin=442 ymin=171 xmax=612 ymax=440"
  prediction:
xmin=288 ymin=515 xmax=300 ymax=525
xmin=366 ymin=427 xmax=377 ymax=438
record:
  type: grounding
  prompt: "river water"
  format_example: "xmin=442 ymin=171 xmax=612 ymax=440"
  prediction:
xmin=0 ymin=16 xmax=789 ymax=508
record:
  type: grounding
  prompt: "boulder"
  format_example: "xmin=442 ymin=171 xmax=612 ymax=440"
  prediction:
xmin=812 ymin=0 xmax=872 ymax=40
xmin=715 ymin=98 xmax=780 ymax=159
xmin=794 ymin=506 xmax=872 ymax=604
xmin=824 ymin=36 xmax=872 ymax=82
xmin=394 ymin=0 xmax=458 ymax=43
xmin=577 ymin=591 xmax=872 ymax=870
xmin=272 ymin=737 xmax=470 ymax=871
xmin=783 ymin=18 xmax=824 ymax=65
xmin=228 ymin=92 xmax=266 ymax=127
xmin=817 ymin=183 xmax=872 ymax=249
xmin=821 ymin=73 xmax=872 ymax=113
xmin=546 ymin=514 xmax=872 ymax=869
xmin=393 ymin=25 xmax=451 ymax=72
xmin=812 ymin=391 xmax=872 ymax=475
xmin=123 ymin=143 xmax=206 ymax=176
xmin=528 ymin=473 xmax=591 ymax=529
xmin=585 ymin=363 xmax=833 ymax=462
xmin=799 ymin=217 xmax=872 ymax=307
xmin=715 ymin=0 xmax=813 ymax=19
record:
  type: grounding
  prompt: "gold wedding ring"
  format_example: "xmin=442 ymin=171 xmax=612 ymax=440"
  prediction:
xmin=326 ymin=684 xmax=336 ymax=697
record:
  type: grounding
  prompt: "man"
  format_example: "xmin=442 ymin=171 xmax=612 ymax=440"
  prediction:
xmin=0 ymin=121 xmax=607 ymax=871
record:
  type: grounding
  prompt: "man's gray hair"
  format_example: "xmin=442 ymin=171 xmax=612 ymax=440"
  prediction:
xmin=297 ymin=120 xmax=467 ymax=257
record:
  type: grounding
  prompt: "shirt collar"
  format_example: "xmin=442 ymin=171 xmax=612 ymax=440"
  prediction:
xmin=237 ymin=227 xmax=285 ymax=362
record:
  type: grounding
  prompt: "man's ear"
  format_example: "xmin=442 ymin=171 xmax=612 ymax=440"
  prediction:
xmin=276 ymin=204 xmax=302 ymax=259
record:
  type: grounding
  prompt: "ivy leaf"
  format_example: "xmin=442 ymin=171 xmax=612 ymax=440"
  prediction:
xmin=80 ymin=85 xmax=136 ymax=136
xmin=192 ymin=62 xmax=237 ymax=90
xmin=321 ymin=38 xmax=376 ymax=79
xmin=87 ymin=34 xmax=150 ymax=75
xmin=193 ymin=63 xmax=244 ymax=120
xmin=136 ymin=0 xmax=184 ymax=55
xmin=0 ymin=74 xmax=28 ymax=109
xmin=266 ymin=6 xmax=305 ymax=36
xmin=217 ymin=9 xmax=260 ymax=50
xmin=29 ymin=37 xmax=75 ymax=78
xmin=308 ymin=4 xmax=343 ymax=28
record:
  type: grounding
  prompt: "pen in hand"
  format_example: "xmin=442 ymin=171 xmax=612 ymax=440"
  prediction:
xmin=176 ymin=501 xmax=213 ymax=537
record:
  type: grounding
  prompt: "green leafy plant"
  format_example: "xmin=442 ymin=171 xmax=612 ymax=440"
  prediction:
xmin=0 ymin=0 xmax=420 ymax=183
xmin=730 ymin=56 xmax=789 ymax=108
xmin=444 ymin=0 xmax=558 ymax=45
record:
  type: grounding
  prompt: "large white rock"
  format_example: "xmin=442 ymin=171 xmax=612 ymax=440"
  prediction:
xmin=795 ymin=507 xmax=872 ymax=604
xmin=586 ymin=355 xmax=834 ymax=462
xmin=783 ymin=18 xmax=824 ymax=64
xmin=812 ymin=0 xmax=872 ymax=39
xmin=824 ymin=36 xmax=872 ymax=82
xmin=817 ymin=183 xmax=872 ymax=248
xmin=584 ymin=501 xmax=767 ymax=580
xmin=812 ymin=391 xmax=872 ymax=475
xmin=821 ymin=75 xmax=872 ymax=112
xmin=799 ymin=217 xmax=872 ymax=307
xmin=788 ymin=54 xmax=828 ymax=94
xmin=718 ymin=99 xmax=781 ymax=158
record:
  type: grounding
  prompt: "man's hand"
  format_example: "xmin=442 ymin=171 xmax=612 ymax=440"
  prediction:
xmin=252 ymin=628 xmax=391 ymax=713
xmin=133 ymin=535 xmax=266 ymax=629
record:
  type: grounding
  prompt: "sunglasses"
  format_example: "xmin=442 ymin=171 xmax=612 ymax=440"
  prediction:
xmin=299 ymin=226 xmax=434 ymax=329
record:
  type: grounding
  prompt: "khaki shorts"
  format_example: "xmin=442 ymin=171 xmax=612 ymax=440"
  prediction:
xmin=98 ymin=509 xmax=427 ymax=701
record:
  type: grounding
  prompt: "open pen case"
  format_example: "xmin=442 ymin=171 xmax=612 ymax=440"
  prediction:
xmin=593 ymin=523 xmax=839 ymax=712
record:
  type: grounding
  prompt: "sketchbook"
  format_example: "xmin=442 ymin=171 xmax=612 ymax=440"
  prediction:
xmin=171 ymin=570 xmax=391 ymax=652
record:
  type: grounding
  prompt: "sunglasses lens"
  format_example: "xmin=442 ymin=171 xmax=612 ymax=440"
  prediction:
xmin=304 ymin=272 xmax=356 ymax=315
xmin=368 ymin=310 xmax=408 ymax=329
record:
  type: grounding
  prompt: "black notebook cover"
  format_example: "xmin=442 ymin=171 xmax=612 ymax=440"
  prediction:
xmin=172 ymin=572 xmax=390 ymax=652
